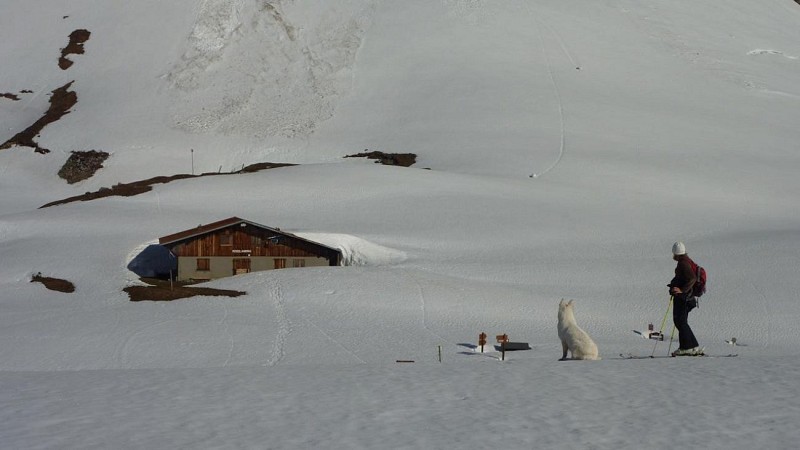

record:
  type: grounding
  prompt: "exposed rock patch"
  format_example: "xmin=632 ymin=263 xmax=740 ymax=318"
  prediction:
xmin=31 ymin=273 xmax=76 ymax=293
xmin=237 ymin=162 xmax=296 ymax=173
xmin=345 ymin=151 xmax=417 ymax=167
xmin=40 ymin=162 xmax=296 ymax=208
xmin=1 ymin=90 xmax=32 ymax=101
xmin=0 ymin=82 xmax=77 ymax=154
xmin=125 ymin=278 xmax=245 ymax=302
xmin=58 ymin=150 xmax=110 ymax=184
xmin=59 ymin=29 xmax=91 ymax=70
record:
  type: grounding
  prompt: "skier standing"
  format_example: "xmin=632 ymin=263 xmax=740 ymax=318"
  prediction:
xmin=668 ymin=241 xmax=703 ymax=356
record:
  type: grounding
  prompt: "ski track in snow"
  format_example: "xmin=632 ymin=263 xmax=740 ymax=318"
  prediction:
xmin=115 ymin=317 xmax=176 ymax=368
xmin=747 ymin=49 xmax=798 ymax=60
xmin=20 ymin=82 xmax=47 ymax=111
xmin=266 ymin=278 xmax=290 ymax=366
xmin=405 ymin=270 xmax=452 ymax=350
xmin=300 ymin=315 xmax=366 ymax=364
xmin=219 ymin=300 xmax=233 ymax=367
xmin=540 ymin=19 xmax=581 ymax=70
xmin=529 ymin=12 xmax=567 ymax=180
xmin=155 ymin=191 xmax=162 ymax=215
xmin=761 ymin=89 xmax=800 ymax=100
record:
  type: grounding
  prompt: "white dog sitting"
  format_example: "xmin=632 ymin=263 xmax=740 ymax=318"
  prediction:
xmin=557 ymin=299 xmax=600 ymax=360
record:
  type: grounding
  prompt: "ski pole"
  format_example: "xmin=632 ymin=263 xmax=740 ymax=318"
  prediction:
xmin=667 ymin=324 xmax=676 ymax=356
xmin=658 ymin=295 xmax=673 ymax=335
xmin=650 ymin=296 xmax=673 ymax=357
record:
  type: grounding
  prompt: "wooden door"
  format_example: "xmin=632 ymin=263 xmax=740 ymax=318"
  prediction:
xmin=233 ymin=258 xmax=251 ymax=275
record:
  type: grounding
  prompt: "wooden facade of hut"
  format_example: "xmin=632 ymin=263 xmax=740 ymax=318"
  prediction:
xmin=159 ymin=217 xmax=342 ymax=281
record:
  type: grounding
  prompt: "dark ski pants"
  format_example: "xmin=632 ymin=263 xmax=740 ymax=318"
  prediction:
xmin=673 ymin=294 xmax=699 ymax=350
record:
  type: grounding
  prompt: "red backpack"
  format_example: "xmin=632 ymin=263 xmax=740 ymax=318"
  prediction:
xmin=689 ymin=259 xmax=707 ymax=297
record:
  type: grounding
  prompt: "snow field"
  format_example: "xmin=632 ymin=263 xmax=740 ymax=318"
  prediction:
xmin=2 ymin=0 xmax=800 ymax=448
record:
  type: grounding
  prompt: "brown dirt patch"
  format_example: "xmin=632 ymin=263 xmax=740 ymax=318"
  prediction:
xmin=58 ymin=150 xmax=110 ymax=183
xmin=238 ymin=162 xmax=296 ymax=173
xmin=59 ymin=29 xmax=91 ymax=70
xmin=345 ymin=151 xmax=417 ymax=167
xmin=1 ymin=93 xmax=20 ymax=101
xmin=0 ymin=81 xmax=77 ymax=154
xmin=31 ymin=273 xmax=76 ymax=293
xmin=124 ymin=278 xmax=245 ymax=302
xmin=40 ymin=162 xmax=296 ymax=208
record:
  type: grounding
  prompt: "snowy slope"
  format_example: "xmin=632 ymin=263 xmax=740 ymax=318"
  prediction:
xmin=2 ymin=1 xmax=800 ymax=448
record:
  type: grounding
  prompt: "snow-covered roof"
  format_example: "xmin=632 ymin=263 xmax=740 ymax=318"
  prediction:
xmin=158 ymin=216 xmax=341 ymax=255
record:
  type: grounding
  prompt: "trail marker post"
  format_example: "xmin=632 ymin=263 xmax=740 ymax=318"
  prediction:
xmin=479 ymin=332 xmax=487 ymax=353
xmin=497 ymin=334 xmax=509 ymax=361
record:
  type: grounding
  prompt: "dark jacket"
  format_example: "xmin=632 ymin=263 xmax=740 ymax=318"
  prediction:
xmin=670 ymin=255 xmax=697 ymax=295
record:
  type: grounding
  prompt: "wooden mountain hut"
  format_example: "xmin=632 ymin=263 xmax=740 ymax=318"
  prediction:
xmin=159 ymin=217 xmax=342 ymax=282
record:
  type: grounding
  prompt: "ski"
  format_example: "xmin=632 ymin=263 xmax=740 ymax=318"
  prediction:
xmin=619 ymin=353 xmax=738 ymax=359
xmin=619 ymin=354 xmax=672 ymax=359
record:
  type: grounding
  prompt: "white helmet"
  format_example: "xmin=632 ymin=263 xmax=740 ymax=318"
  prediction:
xmin=672 ymin=241 xmax=686 ymax=256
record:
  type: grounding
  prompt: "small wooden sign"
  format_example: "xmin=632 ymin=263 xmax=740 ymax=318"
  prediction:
xmin=496 ymin=334 xmax=509 ymax=361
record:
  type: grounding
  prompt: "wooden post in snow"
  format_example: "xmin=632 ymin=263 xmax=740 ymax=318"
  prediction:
xmin=497 ymin=334 xmax=509 ymax=361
